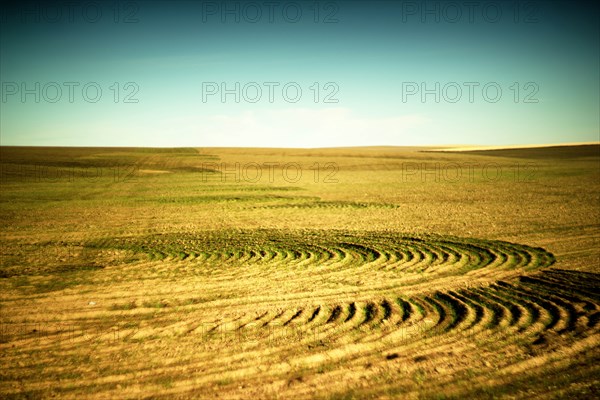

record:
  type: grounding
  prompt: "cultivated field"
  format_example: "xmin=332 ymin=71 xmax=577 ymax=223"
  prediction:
xmin=0 ymin=145 xmax=599 ymax=399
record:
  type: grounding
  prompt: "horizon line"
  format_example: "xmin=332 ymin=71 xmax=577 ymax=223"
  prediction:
xmin=1 ymin=141 xmax=599 ymax=150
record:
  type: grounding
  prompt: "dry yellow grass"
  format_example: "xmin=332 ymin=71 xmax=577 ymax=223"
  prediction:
xmin=0 ymin=145 xmax=599 ymax=399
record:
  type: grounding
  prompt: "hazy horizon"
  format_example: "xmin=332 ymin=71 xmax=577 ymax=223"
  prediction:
xmin=1 ymin=141 xmax=599 ymax=150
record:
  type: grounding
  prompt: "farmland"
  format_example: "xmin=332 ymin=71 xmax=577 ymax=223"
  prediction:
xmin=0 ymin=145 xmax=599 ymax=399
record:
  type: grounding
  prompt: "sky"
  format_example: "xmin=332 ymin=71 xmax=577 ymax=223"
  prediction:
xmin=1 ymin=0 xmax=599 ymax=148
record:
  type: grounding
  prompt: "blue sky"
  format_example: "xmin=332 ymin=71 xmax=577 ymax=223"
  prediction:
xmin=1 ymin=0 xmax=598 ymax=147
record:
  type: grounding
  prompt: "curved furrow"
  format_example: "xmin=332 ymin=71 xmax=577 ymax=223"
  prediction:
xmin=434 ymin=292 xmax=470 ymax=332
xmin=419 ymin=293 xmax=449 ymax=330
xmin=423 ymin=293 xmax=468 ymax=335
xmin=517 ymin=276 xmax=596 ymax=330
xmin=504 ymin=281 xmax=578 ymax=334
xmin=547 ymin=269 xmax=600 ymax=286
xmin=312 ymin=245 xmax=356 ymax=275
xmin=483 ymin=284 xmax=540 ymax=332
xmin=326 ymin=305 xmax=343 ymax=324
xmin=339 ymin=243 xmax=381 ymax=266
xmin=455 ymin=289 xmax=505 ymax=329
xmin=471 ymin=287 xmax=523 ymax=327
xmin=260 ymin=309 xmax=287 ymax=327
xmin=421 ymin=295 xmax=448 ymax=330
xmin=89 ymin=231 xmax=557 ymax=286
xmin=504 ymin=243 xmax=529 ymax=269
xmin=525 ymin=272 xmax=600 ymax=302
xmin=314 ymin=302 xmax=370 ymax=342
xmin=374 ymin=247 xmax=401 ymax=270
xmin=236 ymin=248 xmax=258 ymax=265
xmin=281 ymin=305 xmax=320 ymax=326
xmin=420 ymin=242 xmax=465 ymax=274
xmin=411 ymin=246 xmax=437 ymax=273
xmin=382 ymin=245 xmax=415 ymax=270
xmin=345 ymin=302 xmax=357 ymax=323
xmin=487 ymin=282 xmax=555 ymax=336
xmin=495 ymin=281 xmax=562 ymax=331
xmin=282 ymin=309 xmax=304 ymax=326
xmin=242 ymin=249 xmax=262 ymax=265
xmin=236 ymin=311 xmax=269 ymax=330
xmin=448 ymin=290 xmax=488 ymax=330
xmin=307 ymin=306 xmax=322 ymax=324
xmin=394 ymin=245 xmax=425 ymax=272
xmin=258 ymin=248 xmax=277 ymax=263
xmin=303 ymin=245 xmax=335 ymax=267
xmin=381 ymin=299 xmax=393 ymax=322
xmin=278 ymin=247 xmax=311 ymax=270
xmin=351 ymin=300 xmax=405 ymax=344
xmin=395 ymin=298 xmax=413 ymax=324
xmin=414 ymin=243 xmax=450 ymax=273
xmin=359 ymin=302 xmax=378 ymax=327
xmin=307 ymin=272 xmax=597 ymax=372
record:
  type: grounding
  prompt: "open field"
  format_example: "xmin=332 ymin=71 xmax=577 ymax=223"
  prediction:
xmin=1 ymin=145 xmax=599 ymax=399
